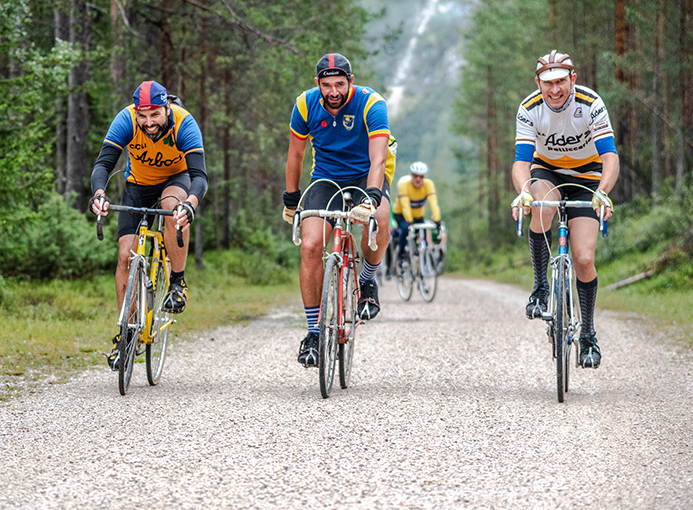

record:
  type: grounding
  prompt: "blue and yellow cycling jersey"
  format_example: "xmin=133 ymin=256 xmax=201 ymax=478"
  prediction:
xmin=392 ymin=175 xmax=441 ymax=222
xmin=102 ymin=104 xmax=204 ymax=186
xmin=290 ymin=85 xmax=394 ymax=184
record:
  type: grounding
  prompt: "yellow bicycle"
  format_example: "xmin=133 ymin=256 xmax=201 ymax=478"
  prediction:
xmin=97 ymin=204 xmax=182 ymax=395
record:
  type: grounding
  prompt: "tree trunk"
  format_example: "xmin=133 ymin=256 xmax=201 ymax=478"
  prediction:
xmin=222 ymin=66 xmax=232 ymax=250
xmin=195 ymin=17 xmax=208 ymax=270
xmin=54 ymin=5 xmax=69 ymax=195
xmin=486 ymin=66 xmax=499 ymax=234
xmin=614 ymin=0 xmax=628 ymax=202
xmin=159 ymin=0 xmax=173 ymax=87
xmin=651 ymin=4 xmax=661 ymax=206
xmin=66 ymin=0 xmax=90 ymax=210
xmin=680 ymin=0 xmax=693 ymax=192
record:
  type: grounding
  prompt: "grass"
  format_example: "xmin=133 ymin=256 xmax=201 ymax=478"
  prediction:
xmin=0 ymin=250 xmax=299 ymax=399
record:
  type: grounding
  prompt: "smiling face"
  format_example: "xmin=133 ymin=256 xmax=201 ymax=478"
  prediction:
xmin=315 ymin=74 xmax=353 ymax=113
xmin=536 ymin=73 xmax=577 ymax=110
xmin=135 ymin=105 xmax=169 ymax=141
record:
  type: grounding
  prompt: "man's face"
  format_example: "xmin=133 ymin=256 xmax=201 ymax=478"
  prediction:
xmin=411 ymin=173 xmax=424 ymax=189
xmin=135 ymin=105 xmax=169 ymax=141
xmin=315 ymin=74 xmax=353 ymax=110
xmin=536 ymin=73 xmax=577 ymax=110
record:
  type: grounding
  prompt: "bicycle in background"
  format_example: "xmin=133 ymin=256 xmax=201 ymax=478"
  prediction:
xmin=516 ymin=196 xmax=607 ymax=402
xmin=394 ymin=220 xmax=438 ymax=302
xmin=292 ymin=182 xmax=378 ymax=398
xmin=96 ymin=202 xmax=183 ymax=395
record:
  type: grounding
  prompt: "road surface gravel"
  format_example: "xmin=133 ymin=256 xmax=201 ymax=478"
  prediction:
xmin=0 ymin=277 xmax=691 ymax=509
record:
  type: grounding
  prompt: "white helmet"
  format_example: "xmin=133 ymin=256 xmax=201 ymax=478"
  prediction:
xmin=410 ymin=161 xmax=428 ymax=175
xmin=536 ymin=50 xmax=574 ymax=81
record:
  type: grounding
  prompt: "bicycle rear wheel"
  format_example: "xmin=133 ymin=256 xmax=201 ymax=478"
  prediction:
xmin=146 ymin=258 xmax=171 ymax=386
xmin=319 ymin=255 xmax=340 ymax=398
xmin=555 ymin=261 xmax=568 ymax=403
xmin=418 ymin=247 xmax=438 ymax=302
xmin=119 ymin=257 xmax=145 ymax=395
xmin=339 ymin=260 xmax=357 ymax=389
xmin=396 ymin=255 xmax=414 ymax=301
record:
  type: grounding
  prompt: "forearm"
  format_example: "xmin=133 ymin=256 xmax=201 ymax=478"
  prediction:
xmin=91 ymin=144 xmax=122 ymax=193
xmin=286 ymin=136 xmax=307 ymax=192
xmin=511 ymin=160 xmax=532 ymax=194
xmin=598 ymin=152 xmax=619 ymax=194
xmin=367 ymin=137 xmax=388 ymax=189
xmin=185 ymin=152 xmax=208 ymax=203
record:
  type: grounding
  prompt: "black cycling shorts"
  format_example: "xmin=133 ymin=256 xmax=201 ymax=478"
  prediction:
xmin=118 ymin=171 xmax=190 ymax=238
xmin=303 ymin=176 xmax=391 ymax=213
xmin=530 ymin=168 xmax=599 ymax=221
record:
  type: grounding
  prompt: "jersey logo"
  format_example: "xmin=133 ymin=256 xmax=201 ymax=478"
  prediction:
xmin=343 ymin=115 xmax=355 ymax=130
xmin=163 ymin=133 xmax=175 ymax=147
xmin=321 ymin=120 xmax=328 ymax=128
xmin=574 ymin=107 xmax=583 ymax=118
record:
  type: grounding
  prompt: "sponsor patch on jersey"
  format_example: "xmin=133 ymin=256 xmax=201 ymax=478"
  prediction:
xmin=574 ymin=107 xmax=582 ymax=118
xmin=321 ymin=120 xmax=328 ymax=128
xmin=517 ymin=112 xmax=534 ymax=126
xmin=343 ymin=115 xmax=355 ymax=130
xmin=593 ymin=120 xmax=609 ymax=133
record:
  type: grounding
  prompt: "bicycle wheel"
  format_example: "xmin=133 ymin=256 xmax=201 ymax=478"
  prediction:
xmin=418 ymin=247 xmax=438 ymax=302
xmin=396 ymin=255 xmax=414 ymax=301
xmin=555 ymin=260 xmax=568 ymax=403
xmin=319 ymin=254 xmax=340 ymax=398
xmin=119 ymin=256 xmax=145 ymax=395
xmin=339 ymin=260 xmax=357 ymax=389
xmin=146 ymin=258 xmax=171 ymax=386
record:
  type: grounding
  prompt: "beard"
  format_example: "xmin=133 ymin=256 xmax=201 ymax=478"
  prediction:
xmin=322 ymin=88 xmax=349 ymax=110
xmin=137 ymin=120 xmax=168 ymax=141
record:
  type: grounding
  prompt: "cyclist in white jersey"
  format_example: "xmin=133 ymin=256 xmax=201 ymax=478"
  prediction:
xmin=511 ymin=50 xmax=619 ymax=369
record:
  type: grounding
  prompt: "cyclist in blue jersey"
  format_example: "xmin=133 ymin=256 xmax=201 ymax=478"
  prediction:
xmin=89 ymin=80 xmax=208 ymax=369
xmin=282 ymin=53 xmax=394 ymax=367
xmin=511 ymin=51 xmax=619 ymax=369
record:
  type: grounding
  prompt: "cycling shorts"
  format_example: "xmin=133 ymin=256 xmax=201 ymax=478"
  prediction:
xmin=118 ymin=171 xmax=190 ymax=238
xmin=303 ymin=176 xmax=391 ymax=218
xmin=530 ymin=168 xmax=599 ymax=221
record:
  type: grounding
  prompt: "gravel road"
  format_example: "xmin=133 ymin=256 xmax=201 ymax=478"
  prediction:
xmin=0 ymin=277 xmax=691 ymax=509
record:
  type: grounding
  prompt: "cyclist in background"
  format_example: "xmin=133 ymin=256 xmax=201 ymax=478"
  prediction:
xmin=510 ymin=50 xmax=619 ymax=369
xmin=282 ymin=53 xmax=395 ymax=367
xmin=89 ymin=80 xmax=208 ymax=369
xmin=392 ymin=161 xmax=442 ymax=265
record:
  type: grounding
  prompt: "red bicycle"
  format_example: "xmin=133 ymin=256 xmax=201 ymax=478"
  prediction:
xmin=292 ymin=182 xmax=378 ymax=398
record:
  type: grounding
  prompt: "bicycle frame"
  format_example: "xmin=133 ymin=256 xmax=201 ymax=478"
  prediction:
xmin=329 ymin=211 xmax=360 ymax=343
xmin=115 ymin=213 xmax=173 ymax=345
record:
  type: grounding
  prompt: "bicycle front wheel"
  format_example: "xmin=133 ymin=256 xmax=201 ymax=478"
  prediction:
xmin=119 ymin=256 xmax=145 ymax=395
xmin=396 ymin=256 xmax=414 ymax=301
xmin=555 ymin=260 xmax=568 ymax=403
xmin=418 ymin=247 xmax=438 ymax=302
xmin=146 ymin=258 xmax=171 ymax=386
xmin=339 ymin=260 xmax=357 ymax=389
xmin=319 ymin=255 xmax=340 ymax=398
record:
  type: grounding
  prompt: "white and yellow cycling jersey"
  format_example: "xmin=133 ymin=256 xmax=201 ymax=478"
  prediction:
xmin=514 ymin=85 xmax=617 ymax=181
xmin=392 ymin=175 xmax=441 ymax=222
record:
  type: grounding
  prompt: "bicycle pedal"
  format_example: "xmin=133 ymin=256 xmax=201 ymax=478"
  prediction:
xmin=541 ymin=312 xmax=552 ymax=321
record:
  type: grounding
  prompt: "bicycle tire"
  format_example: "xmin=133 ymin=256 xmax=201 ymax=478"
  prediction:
xmin=418 ymin=247 xmax=438 ymax=302
xmin=119 ymin=256 xmax=145 ymax=395
xmin=319 ymin=255 xmax=340 ymax=398
xmin=396 ymin=255 xmax=414 ymax=301
xmin=146 ymin=258 xmax=171 ymax=386
xmin=339 ymin=259 xmax=357 ymax=389
xmin=555 ymin=260 xmax=567 ymax=403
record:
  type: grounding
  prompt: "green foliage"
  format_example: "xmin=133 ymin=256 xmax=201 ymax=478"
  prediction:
xmin=0 ymin=194 xmax=117 ymax=281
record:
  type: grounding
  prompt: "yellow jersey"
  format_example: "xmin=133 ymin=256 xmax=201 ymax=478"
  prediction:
xmin=392 ymin=175 xmax=441 ymax=222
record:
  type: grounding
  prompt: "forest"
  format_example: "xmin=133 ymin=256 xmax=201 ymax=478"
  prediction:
xmin=1 ymin=0 xmax=692 ymax=284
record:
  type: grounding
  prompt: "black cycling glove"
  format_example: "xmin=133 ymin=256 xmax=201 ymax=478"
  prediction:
xmin=361 ymin=187 xmax=382 ymax=209
xmin=282 ymin=189 xmax=302 ymax=208
xmin=177 ymin=201 xmax=196 ymax=224
xmin=88 ymin=193 xmax=110 ymax=215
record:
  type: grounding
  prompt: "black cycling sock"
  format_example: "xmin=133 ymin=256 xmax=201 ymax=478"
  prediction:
xmin=529 ymin=229 xmax=551 ymax=291
xmin=577 ymin=277 xmax=598 ymax=337
xmin=171 ymin=270 xmax=185 ymax=284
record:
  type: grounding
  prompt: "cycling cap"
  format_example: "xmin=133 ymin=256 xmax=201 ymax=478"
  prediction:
xmin=410 ymin=161 xmax=428 ymax=175
xmin=133 ymin=81 xmax=168 ymax=111
xmin=316 ymin=53 xmax=352 ymax=80
xmin=536 ymin=50 xmax=574 ymax=81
